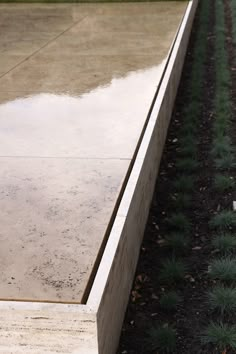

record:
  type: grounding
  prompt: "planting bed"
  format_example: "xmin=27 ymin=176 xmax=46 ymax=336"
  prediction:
xmin=118 ymin=0 xmax=236 ymax=353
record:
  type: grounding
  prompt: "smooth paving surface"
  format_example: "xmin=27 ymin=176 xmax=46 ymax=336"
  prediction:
xmin=0 ymin=2 xmax=188 ymax=303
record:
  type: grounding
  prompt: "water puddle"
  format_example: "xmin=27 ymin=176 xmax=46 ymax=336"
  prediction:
xmin=0 ymin=62 xmax=166 ymax=159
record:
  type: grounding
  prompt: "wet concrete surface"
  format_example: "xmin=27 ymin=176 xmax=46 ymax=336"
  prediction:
xmin=0 ymin=2 xmax=188 ymax=303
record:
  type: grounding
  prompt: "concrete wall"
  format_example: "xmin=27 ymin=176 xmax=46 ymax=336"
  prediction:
xmin=88 ymin=1 xmax=199 ymax=353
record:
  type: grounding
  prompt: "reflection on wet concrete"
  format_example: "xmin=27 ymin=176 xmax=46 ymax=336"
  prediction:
xmin=0 ymin=2 xmax=188 ymax=303
xmin=0 ymin=64 xmax=165 ymax=159
xmin=0 ymin=2 xmax=188 ymax=92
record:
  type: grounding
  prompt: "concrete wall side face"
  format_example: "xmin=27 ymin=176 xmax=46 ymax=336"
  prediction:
xmin=0 ymin=307 xmax=98 ymax=354
xmin=96 ymin=2 xmax=198 ymax=354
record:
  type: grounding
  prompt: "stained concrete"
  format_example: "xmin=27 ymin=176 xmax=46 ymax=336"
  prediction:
xmin=0 ymin=2 xmax=188 ymax=303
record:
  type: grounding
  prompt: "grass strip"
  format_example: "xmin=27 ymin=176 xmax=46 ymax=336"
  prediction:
xmin=213 ymin=0 xmax=233 ymax=170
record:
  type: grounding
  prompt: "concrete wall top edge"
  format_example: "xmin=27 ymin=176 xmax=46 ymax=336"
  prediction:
xmin=87 ymin=0 xmax=195 ymax=311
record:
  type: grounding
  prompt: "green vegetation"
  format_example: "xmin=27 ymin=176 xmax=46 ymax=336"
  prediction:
xmin=211 ymin=137 xmax=234 ymax=159
xmin=173 ymin=175 xmax=194 ymax=193
xmin=167 ymin=213 xmax=191 ymax=232
xmin=178 ymin=123 xmax=198 ymax=137
xmin=208 ymin=286 xmax=236 ymax=315
xmin=176 ymin=158 xmax=198 ymax=173
xmin=215 ymin=154 xmax=236 ymax=170
xmin=209 ymin=211 xmax=236 ymax=230
xmin=214 ymin=174 xmax=235 ymax=192
xmin=213 ymin=0 xmax=233 ymax=175
xmin=179 ymin=135 xmax=196 ymax=150
xmin=213 ymin=120 xmax=230 ymax=137
xmin=159 ymin=291 xmax=181 ymax=311
xmin=164 ymin=233 xmax=190 ymax=255
xmin=214 ymin=4 xmax=231 ymax=122
xmin=208 ymin=258 xmax=236 ymax=282
xmin=145 ymin=0 xmax=236 ymax=351
xmin=202 ymin=1 xmax=236 ymax=352
xmin=171 ymin=193 xmax=192 ymax=210
xmin=158 ymin=0 xmax=211 ymax=347
xmin=158 ymin=0 xmax=236 ymax=352
xmin=159 ymin=258 xmax=187 ymax=284
xmin=232 ymin=0 xmax=236 ymax=47
xmin=202 ymin=322 xmax=236 ymax=351
xmin=178 ymin=143 xmax=197 ymax=158
xmin=212 ymin=234 xmax=236 ymax=254
xmin=147 ymin=325 xmax=176 ymax=353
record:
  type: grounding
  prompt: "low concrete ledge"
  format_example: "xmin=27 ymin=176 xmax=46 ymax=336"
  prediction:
xmin=0 ymin=1 xmax=198 ymax=353
xmin=90 ymin=2 xmax=198 ymax=353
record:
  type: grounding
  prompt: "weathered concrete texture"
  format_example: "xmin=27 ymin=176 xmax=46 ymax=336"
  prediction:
xmin=0 ymin=2 xmax=186 ymax=92
xmin=0 ymin=2 xmax=188 ymax=303
xmin=0 ymin=159 xmax=129 ymax=302
xmin=0 ymin=1 xmax=198 ymax=353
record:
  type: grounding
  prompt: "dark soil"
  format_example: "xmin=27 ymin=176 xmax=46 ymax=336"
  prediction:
xmin=225 ymin=0 xmax=236 ymax=160
xmin=117 ymin=0 xmax=236 ymax=353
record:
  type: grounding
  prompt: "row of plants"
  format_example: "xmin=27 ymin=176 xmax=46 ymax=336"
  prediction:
xmin=202 ymin=0 xmax=236 ymax=351
xmin=148 ymin=0 xmax=236 ymax=351
xmin=146 ymin=0 xmax=211 ymax=352
xmin=231 ymin=0 xmax=236 ymax=43
xmin=119 ymin=0 xmax=236 ymax=352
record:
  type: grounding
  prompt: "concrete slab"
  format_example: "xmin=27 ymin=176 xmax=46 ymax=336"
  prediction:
xmin=0 ymin=158 xmax=129 ymax=302
xmin=0 ymin=1 xmax=198 ymax=352
xmin=0 ymin=2 xmax=188 ymax=303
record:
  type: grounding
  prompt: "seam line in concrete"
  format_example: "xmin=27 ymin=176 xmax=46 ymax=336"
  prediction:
xmin=0 ymin=14 xmax=90 ymax=80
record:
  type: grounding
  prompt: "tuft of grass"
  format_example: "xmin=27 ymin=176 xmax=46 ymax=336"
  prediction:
xmin=179 ymin=135 xmax=196 ymax=149
xmin=183 ymin=99 xmax=200 ymax=116
xmin=208 ymin=258 xmax=236 ymax=282
xmin=167 ymin=213 xmax=191 ymax=232
xmin=159 ymin=258 xmax=187 ymax=284
xmin=159 ymin=291 xmax=181 ymax=311
xmin=147 ymin=324 xmax=176 ymax=352
xmin=215 ymin=94 xmax=231 ymax=117
xmin=213 ymin=121 xmax=229 ymax=137
xmin=215 ymin=153 xmax=236 ymax=170
xmin=173 ymin=175 xmax=194 ymax=192
xmin=213 ymin=135 xmax=232 ymax=147
xmin=164 ymin=233 xmax=190 ymax=254
xmin=209 ymin=211 xmax=236 ymax=230
xmin=172 ymin=193 xmax=192 ymax=210
xmin=211 ymin=137 xmax=233 ymax=158
xmin=214 ymin=174 xmax=235 ymax=192
xmin=212 ymin=234 xmax=236 ymax=254
xmin=208 ymin=286 xmax=236 ymax=315
xmin=202 ymin=322 xmax=236 ymax=350
xmin=179 ymin=123 xmax=198 ymax=137
xmin=178 ymin=143 xmax=197 ymax=158
xmin=176 ymin=158 xmax=198 ymax=173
